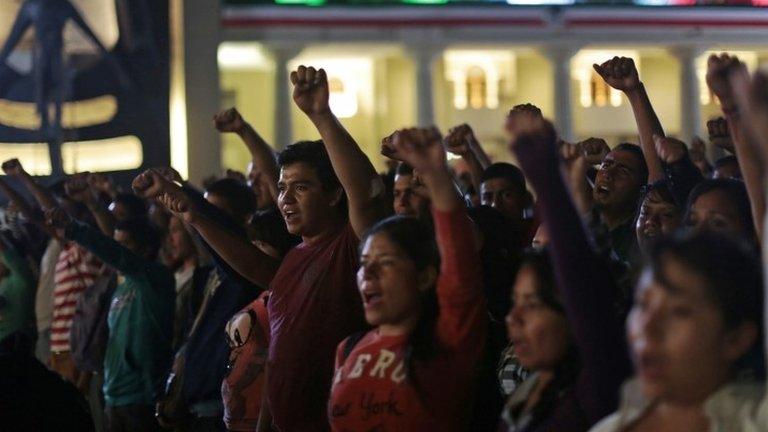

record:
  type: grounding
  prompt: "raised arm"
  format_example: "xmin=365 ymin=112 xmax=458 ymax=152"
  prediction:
xmin=0 ymin=177 xmax=39 ymax=225
xmin=707 ymin=54 xmax=766 ymax=242
xmin=132 ymin=170 xmax=278 ymax=287
xmin=390 ymin=127 xmax=484 ymax=350
xmin=653 ymin=136 xmax=704 ymax=208
xmin=594 ymin=57 xmax=664 ymax=183
xmin=508 ymin=114 xmax=631 ymax=424
xmin=444 ymin=124 xmax=489 ymax=196
xmin=65 ymin=174 xmax=115 ymax=236
xmin=45 ymin=207 xmax=141 ymax=275
xmin=290 ymin=66 xmax=387 ymax=237
xmin=214 ymin=107 xmax=279 ymax=204
xmin=2 ymin=159 xmax=58 ymax=211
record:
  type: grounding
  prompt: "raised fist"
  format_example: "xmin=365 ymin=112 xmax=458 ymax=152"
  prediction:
xmin=291 ymin=66 xmax=330 ymax=117
xmin=707 ymin=117 xmax=734 ymax=154
xmin=1 ymin=159 xmax=24 ymax=177
xmin=154 ymin=167 xmax=183 ymax=184
xmin=380 ymin=132 xmax=402 ymax=161
xmin=705 ymin=53 xmax=745 ymax=110
xmin=214 ymin=107 xmax=246 ymax=133
xmin=390 ymin=127 xmax=446 ymax=173
xmin=507 ymin=114 xmax=558 ymax=165
xmin=87 ymin=172 xmax=115 ymax=195
xmin=131 ymin=170 xmax=169 ymax=198
xmin=593 ymin=57 xmax=641 ymax=93
xmin=444 ymin=124 xmax=476 ymax=157
xmin=579 ymin=137 xmax=610 ymax=166
xmin=653 ymin=135 xmax=688 ymax=164
xmin=44 ymin=207 xmax=71 ymax=230
xmin=505 ymin=103 xmax=542 ymax=135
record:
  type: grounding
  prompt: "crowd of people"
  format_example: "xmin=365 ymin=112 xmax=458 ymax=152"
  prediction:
xmin=0 ymin=53 xmax=767 ymax=432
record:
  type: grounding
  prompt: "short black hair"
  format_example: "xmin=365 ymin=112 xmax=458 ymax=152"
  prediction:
xmin=613 ymin=143 xmax=649 ymax=184
xmin=650 ymin=231 xmax=762 ymax=331
xmin=278 ymin=140 xmax=342 ymax=192
xmin=114 ymin=217 xmax=162 ymax=261
xmin=205 ymin=178 xmax=257 ymax=222
xmin=714 ymin=155 xmax=739 ymax=169
xmin=395 ymin=162 xmax=413 ymax=177
xmin=480 ymin=163 xmax=527 ymax=196
xmin=112 ymin=193 xmax=147 ymax=219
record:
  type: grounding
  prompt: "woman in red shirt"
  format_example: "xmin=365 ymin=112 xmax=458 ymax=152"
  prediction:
xmin=328 ymin=127 xmax=486 ymax=432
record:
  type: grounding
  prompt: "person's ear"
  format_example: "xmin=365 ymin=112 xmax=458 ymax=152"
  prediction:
xmin=723 ymin=322 xmax=759 ymax=362
xmin=417 ymin=266 xmax=438 ymax=292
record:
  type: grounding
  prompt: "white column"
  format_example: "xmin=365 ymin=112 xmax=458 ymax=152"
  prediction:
xmin=671 ymin=46 xmax=705 ymax=145
xmin=171 ymin=0 xmax=221 ymax=185
xmin=544 ymin=46 xmax=579 ymax=142
xmin=408 ymin=45 xmax=442 ymax=127
xmin=270 ymin=46 xmax=301 ymax=149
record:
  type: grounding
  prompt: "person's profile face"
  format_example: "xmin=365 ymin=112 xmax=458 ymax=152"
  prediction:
xmin=627 ymin=257 xmax=752 ymax=403
xmin=277 ymin=162 xmax=340 ymax=239
xmin=594 ymin=150 xmax=644 ymax=214
xmin=505 ymin=264 xmax=569 ymax=371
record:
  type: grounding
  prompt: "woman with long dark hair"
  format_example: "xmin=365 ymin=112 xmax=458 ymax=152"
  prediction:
xmin=328 ymin=127 xmax=486 ymax=431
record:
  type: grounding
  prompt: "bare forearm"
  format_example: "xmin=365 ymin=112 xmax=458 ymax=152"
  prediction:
xmin=18 ymin=173 xmax=58 ymax=210
xmin=238 ymin=124 xmax=279 ymax=201
xmin=309 ymin=112 xmax=385 ymax=233
xmin=189 ymin=214 xmax=278 ymax=287
xmin=626 ymin=85 xmax=665 ymax=183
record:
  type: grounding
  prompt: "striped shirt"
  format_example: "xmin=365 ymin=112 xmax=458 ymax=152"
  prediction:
xmin=50 ymin=242 xmax=102 ymax=353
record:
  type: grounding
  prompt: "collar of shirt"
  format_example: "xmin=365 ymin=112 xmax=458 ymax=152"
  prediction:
xmin=607 ymin=378 xmax=767 ymax=430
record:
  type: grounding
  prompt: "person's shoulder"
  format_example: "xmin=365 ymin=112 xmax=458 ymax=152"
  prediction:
xmin=588 ymin=412 xmax=621 ymax=432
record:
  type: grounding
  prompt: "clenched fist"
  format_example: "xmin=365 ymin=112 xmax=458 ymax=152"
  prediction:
xmin=593 ymin=57 xmax=641 ymax=93
xmin=291 ymin=65 xmax=330 ymax=118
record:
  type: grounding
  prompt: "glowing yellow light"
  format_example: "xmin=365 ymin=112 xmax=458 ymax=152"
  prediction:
xmin=218 ymin=42 xmax=272 ymax=70
xmin=444 ymin=49 xmax=515 ymax=110
xmin=0 ymin=143 xmax=51 ymax=175
xmin=62 ymin=136 xmax=143 ymax=173
xmin=0 ymin=96 xmax=118 ymax=130
xmin=169 ymin=0 xmax=188 ymax=180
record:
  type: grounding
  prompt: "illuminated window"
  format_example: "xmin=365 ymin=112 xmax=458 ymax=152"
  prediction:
xmin=466 ymin=66 xmax=487 ymax=109
xmin=288 ymin=57 xmax=371 ymax=120
xmin=62 ymin=136 xmax=143 ymax=173
xmin=328 ymin=77 xmax=358 ymax=118
xmin=0 ymin=143 xmax=52 ymax=175
xmin=572 ymin=49 xmax=638 ymax=108
xmin=444 ymin=49 xmax=515 ymax=110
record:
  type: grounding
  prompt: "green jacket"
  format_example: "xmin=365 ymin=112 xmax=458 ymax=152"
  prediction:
xmin=66 ymin=222 xmax=175 ymax=407
xmin=0 ymin=247 xmax=35 ymax=341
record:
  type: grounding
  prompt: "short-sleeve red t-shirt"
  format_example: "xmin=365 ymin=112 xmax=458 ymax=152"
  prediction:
xmin=267 ymin=224 xmax=366 ymax=432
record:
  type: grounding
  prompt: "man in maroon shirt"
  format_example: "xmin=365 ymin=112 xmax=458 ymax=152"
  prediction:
xmin=135 ymin=65 xmax=386 ymax=431
xmin=258 ymin=65 xmax=387 ymax=431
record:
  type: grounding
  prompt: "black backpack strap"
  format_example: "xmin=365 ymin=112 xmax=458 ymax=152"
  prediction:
xmin=342 ymin=331 xmax=367 ymax=362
